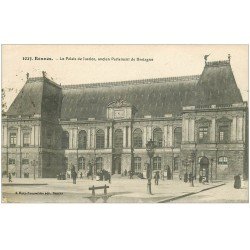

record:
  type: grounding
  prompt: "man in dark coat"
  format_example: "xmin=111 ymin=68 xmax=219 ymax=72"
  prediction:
xmin=234 ymin=174 xmax=241 ymax=189
xmin=8 ymin=173 xmax=12 ymax=183
xmin=184 ymin=172 xmax=188 ymax=183
xmin=154 ymin=171 xmax=160 ymax=185
xmin=167 ymin=166 xmax=172 ymax=180
xmin=72 ymin=171 xmax=77 ymax=184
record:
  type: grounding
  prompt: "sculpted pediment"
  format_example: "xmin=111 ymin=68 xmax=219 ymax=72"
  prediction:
xmin=107 ymin=98 xmax=132 ymax=108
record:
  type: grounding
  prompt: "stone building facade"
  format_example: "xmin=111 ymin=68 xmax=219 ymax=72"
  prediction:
xmin=1 ymin=58 xmax=248 ymax=180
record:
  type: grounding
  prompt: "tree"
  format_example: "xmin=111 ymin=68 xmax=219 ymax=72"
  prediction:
xmin=2 ymin=88 xmax=7 ymax=114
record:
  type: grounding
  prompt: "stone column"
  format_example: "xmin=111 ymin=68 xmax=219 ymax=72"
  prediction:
xmin=128 ymin=126 xmax=131 ymax=147
xmin=17 ymin=127 xmax=21 ymax=146
xmin=231 ymin=116 xmax=237 ymax=141
xmin=168 ymin=125 xmax=173 ymax=147
xmin=210 ymin=118 xmax=216 ymax=142
xmin=237 ymin=117 xmax=243 ymax=141
xmin=143 ymin=127 xmax=147 ymax=147
xmin=37 ymin=125 xmax=40 ymax=146
xmin=109 ymin=127 xmax=113 ymax=148
xmin=164 ymin=125 xmax=168 ymax=147
xmin=69 ymin=129 xmax=73 ymax=149
xmin=87 ymin=128 xmax=91 ymax=148
xmin=182 ymin=118 xmax=188 ymax=142
xmin=104 ymin=127 xmax=108 ymax=148
xmin=189 ymin=119 xmax=195 ymax=142
xmin=31 ymin=126 xmax=35 ymax=146
xmin=91 ymin=128 xmax=96 ymax=148
xmin=73 ymin=128 xmax=78 ymax=149
xmin=147 ymin=126 xmax=152 ymax=141
xmin=3 ymin=126 xmax=7 ymax=146
xmin=123 ymin=127 xmax=126 ymax=148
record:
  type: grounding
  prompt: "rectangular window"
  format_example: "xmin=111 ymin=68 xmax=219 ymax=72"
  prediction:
xmin=219 ymin=131 xmax=224 ymax=141
xmin=10 ymin=132 xmax=17 ymax=147
xmin=78 ymin=157 xmax=85 ymax=170
xmin=9 ymin=158 xmax=16 ymax=165
xmin=134 ymin=157 xmax=141 ymax=172
xmin=153 ymin=157 xmax=161 ymax=170
xmin=96 ymin=157 xmax=103 ymax=171
xmin=22 ymin=158 xmax=29 ymax=165
xmin=23 ymin=133 xmax=30 ymax=147
xmin=218 ymin=157 xmax=228 ymax=165
xmin=199 ymin=127 xmax=208 ymax=142
xmin=219 ymin=126 xmax=229 ymax=143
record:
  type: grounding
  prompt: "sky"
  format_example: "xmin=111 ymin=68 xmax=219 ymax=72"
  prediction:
xmin=2 ymin=45 xmax=248 ymax=109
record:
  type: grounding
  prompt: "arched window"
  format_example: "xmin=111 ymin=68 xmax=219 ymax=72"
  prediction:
xmin=114 ymin=129 xmax=123 ymax=149
xmin=61 ymin=131 xmax=69 ymax=149
xmin=153 ymin=128 xmax=163 ymax=148
xmin=78 ymin=157 xmax=85 ymax=170
xmin=78 ymin=130 xmax=87 ymax=149
xmin=174 ymin=127 xmax=182 ymax=148
xmin=23 ymin=132 xmax=30 ymax=147
xmin=153 ymin=156 xmax=162 ymax=170
xmin=96 ymin=129 xmax=105 ymax=149
xmin=96 ymin=157 xmax=103 ymax=171
xmin=218 ymin=156 xmax=228 ymax=165
xmin=133 ymin=128 xmax=142 ymax=148
xmin=134 ymin=157 xmax=142 ymax=172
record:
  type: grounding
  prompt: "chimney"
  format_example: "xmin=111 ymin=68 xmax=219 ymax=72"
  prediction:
xmin=42 ymin=71 xmax=47 ymax=78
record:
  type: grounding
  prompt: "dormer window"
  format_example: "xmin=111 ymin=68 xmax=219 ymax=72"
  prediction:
xmin=107 ymin=99 xmax=137 ymax=120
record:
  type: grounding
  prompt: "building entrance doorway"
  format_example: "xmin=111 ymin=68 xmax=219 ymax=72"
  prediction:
xmin=199 ymin=156 xmax=209 ymax=182
xmin=113 ymin=154 xmax=121 ymax=174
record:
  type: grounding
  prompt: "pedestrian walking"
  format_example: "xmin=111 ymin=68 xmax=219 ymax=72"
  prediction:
xmin=154 ymin=171 xmax=160 ymax=185
xmin=80 ymin=172 xmax=83 ymax=179
xmin=72 ymin=171 xmax=77 ymax=184
xmin=184 ymin=172 xmax=188 ymax=183
xmin=108 ymin=172 xmax=111 ymax=184
xmin=124 ymin=169 xmax=127 ymax=176
xmin=188 ymin=172 xmax=193 ymax=183
xmin=167 ymin=165 xmax=172 ymax=180
xmin=8 ymin=173 xmax=12 ymax=183
xmin=129 ymin=170 xmax=133 ymax=179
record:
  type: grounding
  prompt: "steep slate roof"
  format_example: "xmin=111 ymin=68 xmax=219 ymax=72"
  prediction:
xmin=195 ymin=60 xmax=243 ymax=106
xmin=6 ymin=60 xmax=244 ymax=119
xmin=61 ymin=75 xmax=200 ymax=120
xmin=7 ymin=77 xmax=44 ymax=116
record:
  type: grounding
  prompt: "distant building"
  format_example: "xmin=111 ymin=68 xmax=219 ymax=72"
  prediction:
xmin=1 ymin=58 xmax=248 ymax=180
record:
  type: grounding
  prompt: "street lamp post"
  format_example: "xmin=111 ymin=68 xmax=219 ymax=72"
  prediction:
xmin=210 ymin=158 xmax=214 ymax=183
xmin=146 ymin=139 xmax=155 ymax=195
xmin=171 ymin=145 xmax=174 ymax=180
xmin=31 ymin=160 xmax=38 ymax=180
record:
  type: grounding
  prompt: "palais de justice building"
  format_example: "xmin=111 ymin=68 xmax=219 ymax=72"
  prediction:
xmin=1 ymin=57 xmax=248 ymax=180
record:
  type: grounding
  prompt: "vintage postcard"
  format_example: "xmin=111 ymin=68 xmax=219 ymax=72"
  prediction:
xmin=1 ymin=44 xmax=249 ymax=203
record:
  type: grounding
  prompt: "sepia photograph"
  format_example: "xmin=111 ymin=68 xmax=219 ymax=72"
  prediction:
xmin=1 ymin=44 xmax=249 ymax=203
